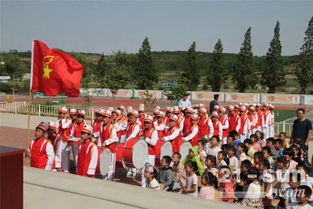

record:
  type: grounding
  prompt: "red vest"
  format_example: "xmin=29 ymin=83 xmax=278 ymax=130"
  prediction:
xmin=238 ymin=115 xmax=247 ymax=135
xmin=77 ymin=140 xmax=96 ymax=177
xmin=212 ymin=120 xmax=221 ymax=136
xmin=165 ymin=126 xmax=182 ymax=153
xmin=140 ymin=128 xmax=156 ymax=155
xmin=228 ymin=115 xmax=238 ymax=132
xmin=183 ymin=117 xmax=191 ymax=135
xmin=139 ymin=116 xmax=145 ymax=130
xmin=101 ymin=123 xmax=116 ymax=153
xmin=219 ymin=116 xmax=229 ymax=137
xmin=30 ymin=138 xmax=49 ymax=169
xmin=70 ymin=121 xmax=85 ymax=146
xmin=58 ymin=119 xmax=71 ymax=142
xmin=155 ymin=121 xmax=165 ymax=138
xmin=256 ymin=111 xmax=263 ymax=127
xmin=115 ymin=116 xmax=126 ymax=139
xmin=186 ymin=124 xmax=199 ymax=146
xmin=91 ymin=120 xmax=103 ymax=135
xmin=198 ymin=116 xmax=209 ymax=139
xmin=126 ymin=123 xmax=139 ymax=139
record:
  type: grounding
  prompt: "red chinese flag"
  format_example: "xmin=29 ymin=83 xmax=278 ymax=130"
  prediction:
xmin=31 ymin=40 xmax=84 ymax=97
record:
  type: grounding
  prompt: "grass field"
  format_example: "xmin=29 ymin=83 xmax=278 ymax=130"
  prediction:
xmin=274 ymin=110 xmax=295 ymax=122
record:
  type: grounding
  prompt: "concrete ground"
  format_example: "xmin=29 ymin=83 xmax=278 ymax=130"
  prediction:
xmin=24 ymin=166 xmax=249 ymax=209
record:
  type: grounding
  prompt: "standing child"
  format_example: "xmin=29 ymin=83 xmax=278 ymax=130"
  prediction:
xmin=77 ymin=125 xmax=98 ymax=177
xmin=28 ymin=122 xmax=54 ymax=170
xmin=181 ymin=161 xmax=198 ymax=198
xmin=144 ymin=166 xmax=160 ymax=190
xmin=199 ymin=171 xmax=220 ymax=201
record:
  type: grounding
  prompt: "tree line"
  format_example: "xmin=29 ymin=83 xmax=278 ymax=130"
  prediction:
xmin=0 ymin=17 xmax=312 ymax=94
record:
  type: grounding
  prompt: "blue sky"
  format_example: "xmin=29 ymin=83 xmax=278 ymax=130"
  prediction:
xmin=1 ymin=0 xmax=312 ymax=56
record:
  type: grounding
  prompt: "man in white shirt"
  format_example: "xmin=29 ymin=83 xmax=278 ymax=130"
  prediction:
xmin=178 ymin=93 xmax=191 ymax=109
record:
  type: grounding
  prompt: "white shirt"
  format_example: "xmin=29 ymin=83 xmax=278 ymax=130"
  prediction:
xmin=179 ymin=99 xmax=191 ymax=109
xmin=244 ymin=181 xmax=261 ymax=199
xmin=147 ymin=178 xmax=160 ymax=190
xmin=185 ymin=173 xmax=198 ymax=198
xmin=294 ymin=204 xmax=313 ymax=209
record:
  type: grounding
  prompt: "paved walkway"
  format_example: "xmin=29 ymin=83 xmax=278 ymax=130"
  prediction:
xmin=24 ymin=166 xmax=248 ymax=209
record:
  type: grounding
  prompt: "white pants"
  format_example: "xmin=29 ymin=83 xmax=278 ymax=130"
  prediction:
xmin=103 ymin=153 xmax=116 ymax=181
xmin=71 ymin=145 xmax=79 ymax=167
xmin=240 ymin=134 xmax=248 ymax=142
xmin=269 ymin=126 xmax=274 ymax=138
xmin=141 ymin=155 xmax=155 ymax=187
xmin=222 ymin=137 xmax=227 ymax=145
xmin=55 ymin=140 xmax=69 ymax=170
xmin=263 ymin=126 xmax=269 ymax=140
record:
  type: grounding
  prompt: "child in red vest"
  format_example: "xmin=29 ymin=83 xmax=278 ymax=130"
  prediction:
xmin=28 ymin=122 xmax=55 ymax=170
xmin=99 ymin=110 xmax=119 ymax=180
xmin=182 ymin=114 xmax=199 ymax=146
xmin=162 ymin=115 xmax=182 ymax=153
xmin=77 ymin=125 xmax=98 ymax=177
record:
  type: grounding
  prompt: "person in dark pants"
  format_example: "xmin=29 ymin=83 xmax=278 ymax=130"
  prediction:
xmin=291 ymin=108 xmax=312 ymax=163
xmin=210 ymin=94 xmax=219 ymax=114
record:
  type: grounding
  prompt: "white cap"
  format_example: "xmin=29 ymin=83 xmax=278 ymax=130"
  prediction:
xmin=144 ymin=115 xmax=154 ymax=123
xmin=169 ymin=114 xmax=178 ymax=122
xmin=78 ymin=110 xmax=86 ymax=116
xmin=211 ymin=111 xmax=218 ymax=117
xmin=48 ymin=121 xmax=56 ymax=129
xmin=59 ymin=106 xmax=68 ymax=113
xmin=81 ymin=124 xmax=93 ymax=134
xmin=69 ymin=108 xmax=77 ymax=115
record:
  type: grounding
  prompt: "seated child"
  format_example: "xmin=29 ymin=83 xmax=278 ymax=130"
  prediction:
xmin=205 ymin=155 xmax=219 ymax=177
xmin=199 ymin=171 xmax=220 ymax=201
xmin=182 ymin=146 xmax=205 ymax=175
xmin=181 ymin=161 xmax=198 ymax=198
xmin=159 ymin=155 xmax=173 ymax=191
xmin=144 ymin=165 xmax=160 ymax=190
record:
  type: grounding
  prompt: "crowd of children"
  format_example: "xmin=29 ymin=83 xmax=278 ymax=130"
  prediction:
xmin=27 ymin=103 xmax=313 ymax=208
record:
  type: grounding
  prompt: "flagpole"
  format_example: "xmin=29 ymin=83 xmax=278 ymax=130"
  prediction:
xmin=26 ymin=41 xmax=35 ymax=156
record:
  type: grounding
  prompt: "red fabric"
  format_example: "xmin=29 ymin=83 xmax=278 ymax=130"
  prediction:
xmin=228 ymin=115 xmax=238 ymax=132
xmin=30 ymin=138 xmax=48 ymax=169
xmin=238 ymin=115 xmax=247 ymax=135
xmin=69 ymin=121 xmax=84 ymax=146
xmin=155 ymin=122 xmax=165 ymax=138
xmin=77 ymin=140 xmax=95 ymax=177
xmin=125 ymin=123 xmax=139 ymax=139
xmin=165 ymin=127 xmax=182 ymax=152
xmin=101 ymin=123 xmax=116 ymax=153
xmin=183 ymin=117 xmax=191 ymax=136
xmin=58 ymin=119 xmax=71 ymax=143
xmin=186 ymin=124 xmax=199 ymax=146
xmin=256 ymin=111 xmax=263 ymax=127
xmin=219 ymin=116 xmax=229 ymax=137
xmin=139 ymin=116 xmax=145 ymax=130
xmin=91 ymin=120 xmax=102 ymax=135
xmin=31 ymin=40 xmax=83 ymax=97
xmin=198 ymin=116 xmax=209 ymax=139
xmin=212 ymin=120 xmax=221 ymax=136
xmin=140 ymin=127 xmax=156 ymax=155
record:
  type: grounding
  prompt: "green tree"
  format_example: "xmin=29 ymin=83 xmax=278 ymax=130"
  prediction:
xmin=179 ymin=42 xmax=199 ymax=91
xmin=105 ymin=65 xmax=131 ymax=97
xmin=134 ymin=37 xmax=158 ymax=89
xmin=296 ymin=17 xmax=313 ymax=94
xmin=233 ymin=27 xmax=257 ymax=92
xmin=261 ymin=21 xmax=286 ymax=93
xmin=95 ymin=54 xmax=110 ymax=87
xmin=207 ymin=39 xmax=225 ymax=92
xmin=2 ymin=52 xmax=28 ymax=80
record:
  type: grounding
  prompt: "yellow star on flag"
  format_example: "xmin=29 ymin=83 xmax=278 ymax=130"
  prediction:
xmin=43 ymin=67 xmax=53 ymax=79
xmin=42 ymin=55 xmax=54 ymax=79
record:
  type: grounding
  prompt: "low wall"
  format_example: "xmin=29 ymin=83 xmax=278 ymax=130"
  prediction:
xmin=80 ymin=88 xmax=312 ymax=106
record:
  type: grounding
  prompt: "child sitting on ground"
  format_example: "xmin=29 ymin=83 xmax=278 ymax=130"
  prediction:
xmin=181 ymin=161 xmax=198 ymax=198
xmin=171 ymin=152 xmax=186 ymax=191
xmin=199 ymin=171 xmax=220 ymax=201
xmin=182 ymin=146 xmax=204 ymax=175
xmin=144 ymin=165 xmax=160 ymax=190
xmin=159 ymin=155 xmax=173 ymax=191
xmin=295 ymin=185 xmax=313 ymax=209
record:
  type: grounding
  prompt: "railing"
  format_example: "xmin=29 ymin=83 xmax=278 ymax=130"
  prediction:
xmin=0 ymin=102 xmax=96 ymax=120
